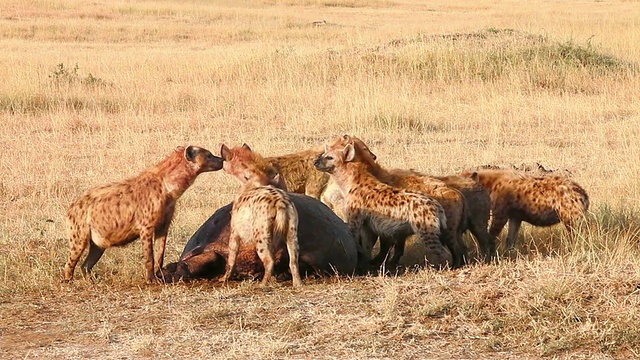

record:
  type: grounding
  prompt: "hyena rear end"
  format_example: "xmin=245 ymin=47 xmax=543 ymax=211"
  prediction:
xmin=220 ymin=144 xmax=302 ymax=287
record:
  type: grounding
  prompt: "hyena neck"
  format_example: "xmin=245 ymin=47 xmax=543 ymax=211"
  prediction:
xmin=332 ymin=162 xmax=377 ymax=196
xmin=153 ymin=154 xmax=197 ymax=199
xmin=471 ymin=173 xmax=493 ymax=190
xmin=162 ymin=174 xmax=195 ymax=199
xmin=368 ymin=163 xmax=393 ymax=182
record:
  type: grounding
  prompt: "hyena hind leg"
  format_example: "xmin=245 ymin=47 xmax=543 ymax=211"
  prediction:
xmin=63 ymin=224 xmax=91 ymax=282
xmin=285 ymin=206 xmax=302 ymax=287
xmin=256 ymin=240 xmax=276 ymax=286
xmin=220 ymin=229 xmax=241 ymax=283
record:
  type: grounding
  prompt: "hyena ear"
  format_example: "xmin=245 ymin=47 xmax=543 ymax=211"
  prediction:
xmin=368 ymin=148 xmax=377 ymax=161
xmin=184 ymin=146 xmax=198 ymax=162
xmin=220 ymin=144 xmax=231 ymax=161
xmin=272 ymin=173 xmax=282 ymax=187
xmin=324 ymin=144 xmax=329 ymax=153
xmin=271 ymin=173 xmax=289 ymax=191
xmin=241 ymin=143 xmax=252 ymax=152
xmin=344 ymin=143 xmax=356 ymax=162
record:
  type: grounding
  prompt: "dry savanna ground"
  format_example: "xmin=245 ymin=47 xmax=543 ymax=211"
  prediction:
xmin=1 ymin=0 xmax=640 ymax=358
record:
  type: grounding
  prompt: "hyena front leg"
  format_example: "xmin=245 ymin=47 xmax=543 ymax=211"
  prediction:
xmin=387 ymin=235 xmax=407 ymax=269
xmin=506 ymin=218 xmax=522 ymax=250
xmin=153 ymin=228 xmax=169 ymax=275
xmin=469 ymin=220 xmax=496 ymax=261
xmin=488 ymin=209 xmax=509 ymax=239
xmin=371 ymin=235 xmax=394 ymax=268
xmin=140 ymin=227 xmax=157 ymax=284
xmin=348 ymin=214 xmax=374 ymax=259
xmin=352 ymin=223 xmax=377 ymax=273
xmin=416 ymin=227 xmax=452 ymax=269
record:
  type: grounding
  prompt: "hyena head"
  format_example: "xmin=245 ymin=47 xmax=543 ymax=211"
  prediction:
xmin=460 ymin=170 xmax=497 ymax=189
xmin=220 ymin=143 xmax=283 ymax=188
xmin=181 ymin=145 xmax=224 ymax=173
xmin=315 ymin=135 xmax=356 ymax=173
xmin=349 ymin=136 xmax=377 ymax=165
xmin=314 ymin=134 xmax=376 ymax=173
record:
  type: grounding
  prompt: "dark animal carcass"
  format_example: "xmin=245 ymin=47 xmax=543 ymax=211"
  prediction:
xmin=160 ymin=194 xmax=361 ymax=283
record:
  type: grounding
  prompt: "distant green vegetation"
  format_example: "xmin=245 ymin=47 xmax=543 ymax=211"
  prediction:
xmin=362 ymin=28 xmax=638 ymax=93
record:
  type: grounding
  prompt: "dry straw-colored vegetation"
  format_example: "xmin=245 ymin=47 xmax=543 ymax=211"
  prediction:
xmin=1 ymin=0 xmax=640 ymax=358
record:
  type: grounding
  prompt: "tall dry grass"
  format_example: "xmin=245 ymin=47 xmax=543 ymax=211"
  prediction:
xmin=1 ymin=0 xmax=640 ymax=358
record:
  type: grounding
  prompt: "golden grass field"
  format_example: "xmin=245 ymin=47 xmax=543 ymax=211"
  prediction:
xmin=1 ymin=0 xmax=640 ymax=358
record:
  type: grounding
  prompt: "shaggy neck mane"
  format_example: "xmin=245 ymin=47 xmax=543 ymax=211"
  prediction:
xmin=149 ymin=148 xmax=196 ymax=198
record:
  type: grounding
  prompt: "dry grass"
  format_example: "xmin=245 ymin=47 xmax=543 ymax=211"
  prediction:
xmin=1 ymin=0 xmax=640 ymax=358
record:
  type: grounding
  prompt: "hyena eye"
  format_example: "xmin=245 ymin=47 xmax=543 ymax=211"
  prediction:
xmin=325 ymin=156 xmax=334 ymax=161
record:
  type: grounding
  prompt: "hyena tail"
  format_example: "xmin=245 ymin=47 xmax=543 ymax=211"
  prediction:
xmin=274 ymin=200 xmax=302 ymax=287
xmin=273 ymin=201 xmax=289 ymax=238
xmin=437 ymin=209 xmax=448 ymax=242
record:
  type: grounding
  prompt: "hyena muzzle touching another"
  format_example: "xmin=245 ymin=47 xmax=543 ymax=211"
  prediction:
xmin=314 ymin=135 xmax=453 ymax=270
xmin=219 ymin=143 xmax=302 ymax=287
xmin=64 ymin=145 xmax=223 ymax=283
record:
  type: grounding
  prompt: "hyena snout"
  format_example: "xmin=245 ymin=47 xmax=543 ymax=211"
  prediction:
xmin=314 ymin=155 xmax=333 ymax=173
xmin=206 ymin=153 xmax=224 ymax=172
xmin=185 ymin=145 xmax=224 ymax=172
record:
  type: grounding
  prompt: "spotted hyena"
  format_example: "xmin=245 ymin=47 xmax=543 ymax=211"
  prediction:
xmin=461 ymin=169 xmax=589 ymax=249
xmin=219 ymin=143 xmax=302 ymax=287
xmin=345 ymin=136 xmax=468 ymax=268
xmin=64 ymin=146 xmax=223 ymax=283
xmin=265 ymin=148 xmax=329 ymax=198
xmin=314 ymin=135 xmax=453 ymax=270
